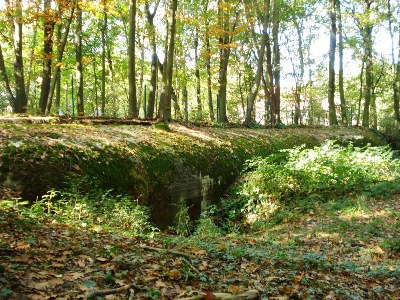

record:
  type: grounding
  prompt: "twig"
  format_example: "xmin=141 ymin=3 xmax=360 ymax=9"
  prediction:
xmin=179 ymin=289 xmax=260 ymax=300
xmin=87 ymin=277 xmax=157 ymax=299
xmin=87 ymin=283 xmax=133 ymax=299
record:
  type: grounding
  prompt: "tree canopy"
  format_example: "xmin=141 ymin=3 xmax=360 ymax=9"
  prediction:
xmin=0 ymin=0 xmax=399 ymax=129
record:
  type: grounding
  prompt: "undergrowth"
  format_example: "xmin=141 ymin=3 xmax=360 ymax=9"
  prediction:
xmin=211 ymin=140 xmax=400 ymax=231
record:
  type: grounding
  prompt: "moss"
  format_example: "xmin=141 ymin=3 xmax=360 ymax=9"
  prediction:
xmin=0 ymin=123 xmax=388 ymax=212
xmin=154 ymin=121 xmax=171 ymax=132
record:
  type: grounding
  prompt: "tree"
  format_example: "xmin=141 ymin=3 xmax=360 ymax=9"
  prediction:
xmin=245 ymin=0 xmax=269 ymax=126
xmin=75 ymin=0 xmax=84 ymax=116
xmin=128 ymin=0 xmax=138 ymax=117
xmin=45 ymin=1 xmax=75 ymax=114
xmin=337 ymin=0 xmax=347 ymax=124
xmin=144 ymin=0 xmax=160 ymax=119
xmin=39 ymin=0 xmax=55 ymax=114
xmin=5 ymin=0 xmax=28 ymax=113
xmin=387 ymin=0 xmax=400 ymax=123
xmin=328 ymin=0 xmax=338 ymax=125
xmin=160 ymin=0 xmax=178 ymax=121
xmin=216 ymin=0 xmax=242 ymax=123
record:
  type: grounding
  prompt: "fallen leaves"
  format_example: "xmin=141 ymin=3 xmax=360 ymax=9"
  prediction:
xmin=1 ymin=194 xmax=400 ymax=299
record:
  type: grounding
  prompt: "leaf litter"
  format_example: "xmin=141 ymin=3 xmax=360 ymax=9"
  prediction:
xmin=0 ymin=194 xmax=399 ymax=299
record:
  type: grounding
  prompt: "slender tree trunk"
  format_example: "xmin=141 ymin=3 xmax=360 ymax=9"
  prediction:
xmin=272 ymin=0 xmax=281 ymax=124
xmin=328 ymin=0 xmax=338 ymax=125
xmin=161 ymin=0 xmax=177 ymax=121
xmin=395 ymin=23 xmax=400 ymax=123
xmin=75 ymin=0 xmax=84 ymax=116
xmin=261 ymin=70 xmax=271 ymax=126
xmin=45 ymin=4 xmax=74 ymax=114
xmin=362 ymin=27 xmax=373 ymax=127
xmin=293 ymin=19 xmax=304 ymax=125
xmin=39 ymin=0 xmax=55 ymax=114
xmin=8 ymin=0 xmax=28 ymax=113
xmin=194 ymin=27 xmax=202 ymax=120
xmin=216 ymin=1 xmax=240 ymax=123
xmin=205 ymin=21 xmax=214 ymax=122
xmin=357 ymin=62 xmax=365 ymax=126
xmin=101 ymin=0 xmax=107 ymax=115
xmin=26 ymin=24 xmax=38 ymax=105
xmin=217 ymin=0 xmax=228 ymax=123
xmin=337 ymin=0 xmax=347 ymax=124
xmin=362 ymin=0 xmax=373 ymax=127
xmin=54 ymin=23 xmax=62 ymax=111
xmin=128 ymin=0 xmax=138 ymax=117
xmin=145 ymin=1 xmax=160 ymax=119
xmin=245 ymin=0 xmax=269 ymax=126
xmin=266 ymin=33 xmax=275 ymax=124
xmin=387 ymin=0 xmax=400 ymax=123
xmin=0 ymin=44 xmax=17 ymax=105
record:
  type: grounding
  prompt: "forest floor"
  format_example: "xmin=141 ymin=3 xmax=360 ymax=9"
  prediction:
xmin=0 ymin=191 xmax=399 ymax=300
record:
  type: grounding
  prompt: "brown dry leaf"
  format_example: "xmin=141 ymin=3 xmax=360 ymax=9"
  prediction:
xmin=217 ymin=243 xmax=226 ymax=251
xmin=29 ymin=281 xmax=51 ymax=290
xmin=373 ymin=245 xmax=384 ymax=255
xmin=228 ymin=285 xmax=243 ymax=294
xmin=64 ymin=272 xmax=84 ymax=280
xmin=265 ymin=276 xmax=279 ymax=282
xmin=189 ymin=246 xmax=207 ymax=255
xmin=166 ymin=269 xmax=181 ymax=279
xmin=96 ymin=256 xmax=108 ymax=262
xmin=51 ymin=262 xmax=64 ymax=268
xmin=75 ymin=259 xmax=86 ymax=267
xmin=28 ymin=293 xmax=48 ymax=300
xmin=13 ymin=253 xmax=31 ymax=262
xmin=293 ymin=275 xmax=303 ymax=283
xmin=156 ymin=280 xmax=168 ymax=287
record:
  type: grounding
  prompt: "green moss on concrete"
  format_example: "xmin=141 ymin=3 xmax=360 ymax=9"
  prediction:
xmin=0 ymin=124 xmax=387 ymax=215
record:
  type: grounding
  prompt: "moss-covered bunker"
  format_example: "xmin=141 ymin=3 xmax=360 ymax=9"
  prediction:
xmin=0 ymin=122 xmax=386 ymax=228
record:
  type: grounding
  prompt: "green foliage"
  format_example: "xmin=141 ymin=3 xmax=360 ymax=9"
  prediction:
xmin=173 ymin=202 xmax=193 ymax=236
xmin=154 ymin=121 xmax=171 ymax=132
xmin=221 ymin=141 xmax=400 ymax=227
xmin=31 ymin=181 xmax=158 ymax=236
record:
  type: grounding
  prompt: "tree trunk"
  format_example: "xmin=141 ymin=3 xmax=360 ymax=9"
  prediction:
xmin=194 ymin=27 xmax=202 ymax=120
xmin=395 ymin=23 xmax=400 ymax=123
xmin=0 ymin=44 xmax=17 ymax=106
xmin=293 ymin=18 xmax=304 ymax=126
xmin=45 ymin=4 xmax=74 ymax=114
xmin=8 ymin=0 xmax=28 ymax=113
xmin=266 ymin=33 xmax=275 ymax=124
xmin=101 ymin=0 xmax=107 ymax=116
xmin=75 ymin=0 xmax=84 ymax=116
xmin=328 ymin=0 xmax=338 ymax=126
xmin=357 ymin=62 xmax=365 ymax=126
xmin=387 ymin=0 xmax=400 ymax=123
xmin=245 ymin=0 xmax=270 ymax=126
xmin=145 ymin=1 xmax=160 ymax=119
xmin=272 ymin=0 xmax=281 ymax=124
xmin=161 ymin=0 xmax=177 ymax=121
xmin=39 ymin=0 xmax=55 ymax=114
xmin=128 ymin=0 xmax=138 ymax=117
xmin=337 ymin=0 xmax=347 ymax=124
xmin=54 ymin=23 xmax=62 ymax=111
xmin=362 ymin=29 xmax=373 ymax=127
xmin=205 ymin=20 xmax=214 ymax=122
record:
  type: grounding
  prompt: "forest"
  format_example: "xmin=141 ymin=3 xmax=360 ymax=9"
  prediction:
xmin=1 ymin=0 xmax=400 ymax=299
xmin=0 ymin=0 xmax=399 ymax=130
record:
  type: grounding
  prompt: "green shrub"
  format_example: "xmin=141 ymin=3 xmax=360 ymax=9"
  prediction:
xmin=31 ymin=182 xmax=158 ymax=236
xmin=222 ymin=140 xmax=400 ymax=225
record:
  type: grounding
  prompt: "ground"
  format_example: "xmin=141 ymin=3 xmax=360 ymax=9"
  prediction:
xmin=0 ymin=192 xmax=399 ymax=299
